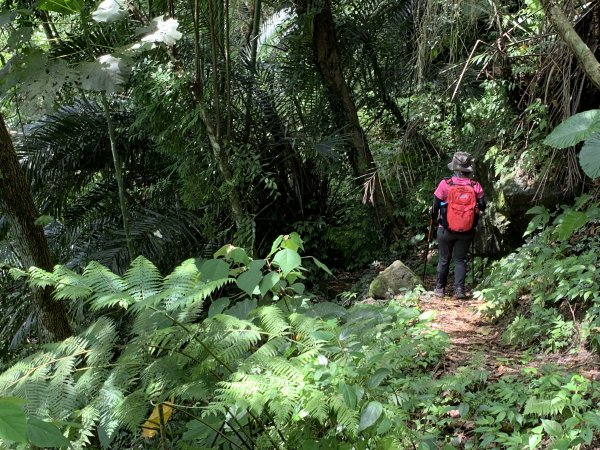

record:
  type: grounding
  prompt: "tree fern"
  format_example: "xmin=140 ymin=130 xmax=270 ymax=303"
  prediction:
xmin=123 ymin=256 xmax=163 ymax=302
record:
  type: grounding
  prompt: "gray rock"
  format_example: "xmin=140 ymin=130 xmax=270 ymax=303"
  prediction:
xmin=368 ymin=260 xmax=421 ymax=299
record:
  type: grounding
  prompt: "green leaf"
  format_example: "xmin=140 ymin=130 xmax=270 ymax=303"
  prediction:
xmin=268 ymin=235 xmax=284 ymax=257
xmin=580 ymin=133 xmax=600 ymax=179
xmin=272 ymin=249 xmax=301 ymax=277
xmin=458 ymin=403 xmax=470 ymax=417
xmin=541 ymin=419 xmax=563 ymax=437
xmin=290 ymin=283 xmax=305 ymax=294
xmin=259 ymin=272 xmax=280 ymax=296
xmin=208 ymin=297 xmax=230 ymax=318
xmin=368 ymin=368 xmax=390 ymax=389
xmin=248 ymin=259 xmax=266 ymax=272
xmin=543 ymin=109 xmax=600 ymax=148
xmin=281 ymin=232 xmax=303 ymax=251
xmin=358 ymin=401 xmax=383 ymax=432
xmin=227 ymin=248 xmax=250 ymax=265
xmin=91 ymin=0 xmax=126 ymax=22
xmin=27 ymin=417 xmax=69 ymax=447
xmin=555 ymin=211 xmax=588 ymax=240
xmin=0 ymin=398 xmax=27 ymax=443
xmin=199 ymin=259 xmax=230 ymax=282
xmin=528 ymin=433 xmax=542 ymax=450
xmin=310 ymin=256 xmax=333 ymax=276
xmin=339 ymin=382 xmax=357 ymax=409
xmin=38 ymin=0 xmax=83 ymax=14
xmin=34 ymin=215 xmax=54 ymax=226
xmin=236 ymin=268 xmax=262 ymax=296
xmin=224 ymin=298 xmax=257 ymax=320
xmin=583 ymin=412 xmax=600 ymax=428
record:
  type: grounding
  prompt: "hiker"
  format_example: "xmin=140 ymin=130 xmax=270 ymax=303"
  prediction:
xmin=431 ymin=152 xmax=486 ymax=299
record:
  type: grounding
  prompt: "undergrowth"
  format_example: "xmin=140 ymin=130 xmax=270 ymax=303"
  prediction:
xmin=475 ymin=194 xmax=600 ymax=353
xmin=0 ymin=232 xmax=599 ymax=448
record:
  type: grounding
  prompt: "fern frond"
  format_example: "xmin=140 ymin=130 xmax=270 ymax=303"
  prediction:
xmin=124 ymin=256 xmax=162 ymax=302
xmin=289 ymin=313 xmax=331 ymax=348
xmin=96 ymin=373 xmax=126 ymax=442
xmin=244 ymin=336 xmax=289 ymax=366
xmin=53 ymin=265 xmax=92 ymax=301
xmin=80 ymin=317 xmax=117 ymax=366
xmin=253 ymin=305 xmax=290 ymax=336
xmin=69 ymin=405 xmax=99 ymax=450
xmin=131 ymin=309 xmax=173 ymax=336
xmin=114 ymin=390 xmax=149 ymax=432
xmin=83 ymin=261 xmax=126 ymax=296
xmin=172 ymin=380 xmax=209 ymax=401
xmin=163 ymin=258 xmax=201 ymax=292
xmin=303 ymin=389 xmax=330 ymax=424
xmin=142 ymin=356 xmax=188 ymax=396
xmin=524 ymin=396 xmax=567 ymax=416
xmin=171 ymin=278 xmax=236 ymax=323
xmin=330 ymin=395 xmax=359 ymax=435
xmin=27 ymin=266 xmax=58 ymax=288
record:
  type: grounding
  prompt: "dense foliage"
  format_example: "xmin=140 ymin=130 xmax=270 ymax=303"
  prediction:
xmin=477 ymin=195 xmax=600 ymax=353
xmin=2 ymin=0 xmax=600 ymax=447
xmin=0 ymin=235 xmax=599 ymax=449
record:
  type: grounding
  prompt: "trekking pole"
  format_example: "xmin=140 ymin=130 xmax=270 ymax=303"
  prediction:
xmin=470 ymin=239 xmax=476 ymax=287
xmin=422 ymin=215 xmax=434 ymax=281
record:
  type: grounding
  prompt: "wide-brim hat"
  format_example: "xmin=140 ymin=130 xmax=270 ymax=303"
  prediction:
xmin=447 ymin=151 xmax=474 ymax=173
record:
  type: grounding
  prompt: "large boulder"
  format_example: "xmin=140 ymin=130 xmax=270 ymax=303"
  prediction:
xmin=368 ymin=260 xmax=421 ymax=299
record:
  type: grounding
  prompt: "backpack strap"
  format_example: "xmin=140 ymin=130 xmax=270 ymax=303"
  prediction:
xmin=444 ymin=177 xmax=454 ymax=186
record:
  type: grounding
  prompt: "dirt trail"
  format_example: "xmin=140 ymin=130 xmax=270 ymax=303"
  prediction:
xmin=418 ymin=293 xmax=600 ymax=381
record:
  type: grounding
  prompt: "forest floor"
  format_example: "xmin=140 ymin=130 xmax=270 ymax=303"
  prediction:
xmin=418 ymin=289 xmax=600 ymax=381
xmin=328 ymin=266 xmax=600 ymax=380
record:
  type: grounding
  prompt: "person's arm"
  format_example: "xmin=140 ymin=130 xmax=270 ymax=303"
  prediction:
xmin=432 ymin=195 xmax=443 ymax=221
xmin=477 ymin=195 xmax=486 ymax=212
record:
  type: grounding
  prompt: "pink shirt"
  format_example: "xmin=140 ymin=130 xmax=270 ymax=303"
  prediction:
xmin=434 ymin=177 xmax=484 ymax=201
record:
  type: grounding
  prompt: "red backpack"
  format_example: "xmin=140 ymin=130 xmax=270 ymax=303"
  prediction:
xmin=445 ymin=179 xmax=477 ymax=232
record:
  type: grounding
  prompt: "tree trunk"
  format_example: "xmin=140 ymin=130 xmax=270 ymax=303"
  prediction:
xmin=541 ymin=0 xmax=600 ymax=91
xmin=0 ymin=114 xmax=72 ymax=341
xmin=192 ymin=0 xmax=254 ymax=248
xmin=294 ymin=0 xmax=401 ymax=236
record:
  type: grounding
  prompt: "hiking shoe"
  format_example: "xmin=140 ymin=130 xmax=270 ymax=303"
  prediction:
xmin=433 ymin=288 xmax=445 ymax=297
xmin=454 ymin=288 xmax=467 ymax=299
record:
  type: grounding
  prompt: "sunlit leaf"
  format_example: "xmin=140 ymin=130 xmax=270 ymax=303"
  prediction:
xmin=272 ymin=249 xmax=301 ymax=277
xmin=555 ymin=211 xmax=588 ymax=241
xmin=140 ymin=16 xmax=182 ymax=45
xmin=544 ymin=110 xmax=600 ymax=148
xmin=38 ymin=0 xmax=83 ymax=14
xmin=92 ymin=0 xmax=126 ymax=22
xmin=79 ymin=55 xmax=131 ymax=92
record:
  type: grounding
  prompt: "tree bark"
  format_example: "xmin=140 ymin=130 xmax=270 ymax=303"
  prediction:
xmin=294 ymin=0 xmax=401 ymax=236
xmin=541 ymin=0 xmax=600 ymax=91
xmin=0 ymin=114 xmax=72 ymax=341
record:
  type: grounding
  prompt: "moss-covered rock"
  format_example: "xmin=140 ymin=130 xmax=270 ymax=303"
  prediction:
xmin=367 ymin=260 xmax=421 ymax=299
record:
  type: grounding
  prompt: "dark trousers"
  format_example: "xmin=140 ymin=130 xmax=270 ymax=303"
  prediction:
xmin=436 ymin=227 xmax=474 ymax=290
